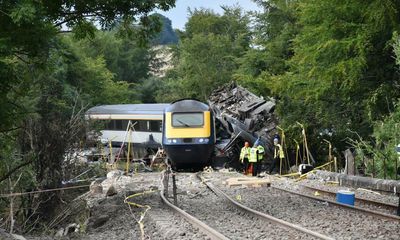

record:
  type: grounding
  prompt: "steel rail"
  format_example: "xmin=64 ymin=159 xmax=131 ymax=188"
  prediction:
xmin=160 ymin=171 xmax=229 ymax=240
xmin=198 ymin=173 xmax=334 ymax=240
xmin=272 ymin=185 xmax=400 ymax=221
xmin=301 ymin=185 xmax=398 ymax=210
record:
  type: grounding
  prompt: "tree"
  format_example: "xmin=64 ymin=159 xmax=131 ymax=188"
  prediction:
xmin=0 ymin=0 xmax=175 ymax=131
xmin=158 ymin=6 xmax=251 ymax=101
xmin=65 ymin=30 xmax=153 ymax=84
xmin=351 ymin=34 xmax=400 ymax=179
xmin=255 ymin=0 xmax=400 ymax=159
xmin=0 ymin=0 xmax=176 ymax=231
xmin=234 ymin=0 xmax=299 ymax=96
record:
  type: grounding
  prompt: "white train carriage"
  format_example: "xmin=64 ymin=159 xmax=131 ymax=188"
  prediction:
xmin=85 ymin=104 xmax=169 ymax=148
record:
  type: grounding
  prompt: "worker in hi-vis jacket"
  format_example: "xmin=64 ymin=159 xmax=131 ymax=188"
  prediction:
xmin=239 ymin=142 xmax=251 ymax=174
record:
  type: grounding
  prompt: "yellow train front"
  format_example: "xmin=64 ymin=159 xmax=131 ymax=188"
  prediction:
xmin=162 ymin=99 xmax=216 ymax=170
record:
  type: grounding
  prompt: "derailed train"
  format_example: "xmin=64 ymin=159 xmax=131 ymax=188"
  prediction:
xmin=162 ymin=99 xmax=216 ymax=169
xmin=86 ymin=99 xmax=216 ymax=169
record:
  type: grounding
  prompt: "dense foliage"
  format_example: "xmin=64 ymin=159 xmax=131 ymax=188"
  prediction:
xmin=156 ymin=7 xmax=251 ymax=101
xmin=0 ymin=0 xmax=175 ymax=232
xmin=3 ymin=0 xmax=400 ymax=234
xmin=351 ymin=34 xmax=400 ymax=179
xmin=257 ymin=0 xmax=400 ymax=177
xmin=156 ymin=0 xmax=400 ymax=178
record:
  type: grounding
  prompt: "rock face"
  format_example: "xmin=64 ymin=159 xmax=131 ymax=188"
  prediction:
xmin=208 ymin=82 xmax=278 ymax=163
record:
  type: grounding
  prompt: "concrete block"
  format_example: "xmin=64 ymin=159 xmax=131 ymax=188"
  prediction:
xmin=313 ymin=170 xmax=400 ymax=193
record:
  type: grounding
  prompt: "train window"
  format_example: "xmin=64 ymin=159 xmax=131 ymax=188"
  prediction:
xmin=104 ymin=120 xmax=131 ymax=130
xmin=121 ymin=120 xmax=129 ymax=130
xmin=106 ymin=120 xmax=115 ymax=130
xmin=139 ymin=120 xmax=148 ymax=131
xmin=149 ymin=120 xmax=161 ymax=132
xmin=103 ymin=120 xmax=162 ymax=132
xmin=115 ymin=120 xmax=122 ymax=130
xmin=129 ymin=120 xmax=148 ymax=132
xmin=172 ymin=113 xmax=204 ymax=127
xmin=131 ymin=120 xmax=139 ymax=130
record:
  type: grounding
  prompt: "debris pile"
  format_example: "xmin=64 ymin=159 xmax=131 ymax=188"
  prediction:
xmin=208 ymin=82 xmax=278 ymax=163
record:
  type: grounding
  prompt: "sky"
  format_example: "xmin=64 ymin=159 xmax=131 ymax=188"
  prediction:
xmin=157 ymin=0 xmax=262 ymax=30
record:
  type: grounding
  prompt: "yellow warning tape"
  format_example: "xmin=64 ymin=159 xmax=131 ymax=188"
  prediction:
xmin=294 ymin=170 xmax=316 ymax=182
xmin=124 ymin=190 xmax=156 ymax=207
xmin=282 ymin=160 xmax=334 ymax=179
xmin=124 ymin=190 xmax=157 ymax=240
xmin=314 ymin=161 xmax=334 ymax=170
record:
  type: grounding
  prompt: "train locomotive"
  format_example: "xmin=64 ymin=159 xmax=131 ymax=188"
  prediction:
xmin=162 ymin=99 xmax=216 ymax=170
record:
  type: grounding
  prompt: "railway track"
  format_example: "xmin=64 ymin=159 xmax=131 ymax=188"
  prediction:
xmin=196 ymin=173 xmax=333 ymax=240
xmin=160 ymin=171 xmax=228 ymax=240
xmin=206 ymin=172 xmax=400 ymax=239
xmin=299 ymin=185 xmax=399 ymax=216
xmin=161 ymin=171 xmax=333 ymax=240
xmin=270 ymin=185 xmax=400 ymax=221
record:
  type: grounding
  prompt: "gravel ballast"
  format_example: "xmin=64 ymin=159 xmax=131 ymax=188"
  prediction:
xmin=173 ymin=173 xmax=317 ymax=240
xmin=204 ymin=171 xmax=399 ymax=240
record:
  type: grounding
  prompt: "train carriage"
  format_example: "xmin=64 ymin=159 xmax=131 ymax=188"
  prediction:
xmin=85 ymin=104 xmax=169 ymax=148
xmin=162 ymin=99 xmax=216 ymax=170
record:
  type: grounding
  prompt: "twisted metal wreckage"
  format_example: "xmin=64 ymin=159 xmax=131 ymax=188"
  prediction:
xmin=208 ymin=82 xmax=279 ymax=168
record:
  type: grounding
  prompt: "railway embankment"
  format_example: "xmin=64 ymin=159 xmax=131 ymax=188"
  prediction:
xmin=3 ymin=169 xmax=400 ymax=240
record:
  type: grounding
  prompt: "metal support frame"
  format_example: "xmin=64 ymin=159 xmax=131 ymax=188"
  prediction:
xmin=172 ymin=173 xmax=177 ymax=206
xmin=276 ymin=126 xmax=287 ymax=175
xmin=164 ymin=168 xmax=170 ymax=198
xmin=163 ymin=166 xmax=178 ymax=206
xmin=297 ymin=122 xmax=310 ymax=165
xmin=397 ymin=193 xmax=400 ymax=216
xmin=323 ymin=139 xmax=333 ymax=172
xmin=294 ymin=139 xmax=300 ymax=168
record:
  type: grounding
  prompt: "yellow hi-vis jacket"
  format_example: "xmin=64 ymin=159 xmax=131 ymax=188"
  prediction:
xmin=239 ymin=146 xmax=250 ymax=162
xmin=274 ymin=144 xmax=284 ymax=159
xmin=256 ymin=145 xmax=265 ymax=161
xmin=249 ymin=147 xmax=258 ymax=163
xmin=250 ymin=145 xmax=265 ymax=163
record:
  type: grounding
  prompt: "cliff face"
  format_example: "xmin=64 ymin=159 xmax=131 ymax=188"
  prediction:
xmin=150 ymin=45 xmax=174 ymax=78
